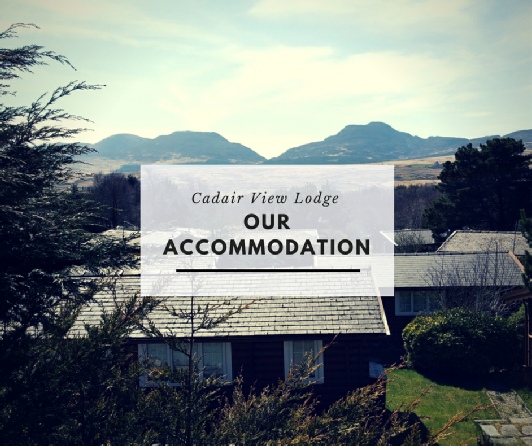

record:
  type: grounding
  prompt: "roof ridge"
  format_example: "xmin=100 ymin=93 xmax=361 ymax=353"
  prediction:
xmin=395 ymin=251 xmax=511 ymax=257
xmin=453 ymin=230 xmax=521 ymax=234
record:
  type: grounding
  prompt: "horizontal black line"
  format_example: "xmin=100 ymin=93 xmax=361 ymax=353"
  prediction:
xmin=175 ymin=269 xmax=361 ymax=273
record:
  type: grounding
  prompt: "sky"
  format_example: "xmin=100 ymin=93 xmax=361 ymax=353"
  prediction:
xmin=2 ymin=0 xmax=531 ymax=159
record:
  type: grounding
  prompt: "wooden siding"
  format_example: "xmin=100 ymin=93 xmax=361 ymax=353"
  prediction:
xmin=380 ymin=295 xmax=415 ymax=363
xmin=134 ymin=333 xmax=386 ymax=409
xmin=381 ymin=296 xmax=415 ymax=339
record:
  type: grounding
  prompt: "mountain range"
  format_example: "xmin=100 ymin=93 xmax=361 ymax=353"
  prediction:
xmin=84 ymin=122 xmax=532 ymax=170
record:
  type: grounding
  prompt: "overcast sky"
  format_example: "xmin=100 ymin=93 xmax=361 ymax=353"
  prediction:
xmin=2 ymin=0 xmax=531 ymax=158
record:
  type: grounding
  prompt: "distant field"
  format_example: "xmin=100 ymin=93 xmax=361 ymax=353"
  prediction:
xmin=387 ymin=149 xmax=531 ymax=184
xmin=376 ymin=154 xmax=456 ymax=184
xmin=75 ymin=157 xmax=127 ymax=174
xmin=379 ymin=154 xmax=456 ymax=166
xmin=74 ymin=150 xmax=530 ymax=187
xmin=74 ymin=154 xmax=449 ymax=187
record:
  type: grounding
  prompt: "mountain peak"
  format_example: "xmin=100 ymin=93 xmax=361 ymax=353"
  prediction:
xmin=91 ymin=131 xmax=265 ymax=164
xmin=87 ymin=124 xmax=532 ymax=168
xmin=267 ymin=122 xmax=520 ymax=164
xmin=368 ymin=121 xmax=393 ymax=128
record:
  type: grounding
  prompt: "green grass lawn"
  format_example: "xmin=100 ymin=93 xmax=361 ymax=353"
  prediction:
xmin=514 ymin=385 xmax=532 ymax=412
xmin=386 ymin=369 xmax=499 ymax=445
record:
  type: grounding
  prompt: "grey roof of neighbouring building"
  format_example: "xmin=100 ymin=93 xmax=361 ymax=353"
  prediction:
xmin=394 ymin=251 xmax=524 ymax=288
xmin=437 ymin=230 xmax=529 ymax=255
xmin=70 ymin=271 xmax=389 ymax=339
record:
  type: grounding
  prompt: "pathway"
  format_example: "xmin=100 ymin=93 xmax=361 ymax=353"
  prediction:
xmin=477 ymin=389 xmax=532 ymax=445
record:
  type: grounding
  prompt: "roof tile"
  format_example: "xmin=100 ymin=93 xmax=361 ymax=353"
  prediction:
xmin=70 ymin=274 xmax=388 ymax=338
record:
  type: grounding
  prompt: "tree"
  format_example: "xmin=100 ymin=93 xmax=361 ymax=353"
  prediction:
xmin=425 ymin=249 xmax=521 ymax=315
xmin=0 ymin=23 xmax=138 ymax=331
xmin=424 ymin=138 xmax=532 ymax=239
xmin=395 ymin=230 xmax=433 ymax=253
xmin=394 ymin=184 xmax=441 ymax=230
xmin=0 ymin=23 xmax=141 ymax=443
xmin=89 ymin=172 xmax=140 ymax=229
xmin=0 ymin=292 xmax=158 ymax=445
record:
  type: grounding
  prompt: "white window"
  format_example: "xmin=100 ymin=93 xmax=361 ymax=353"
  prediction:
xmin=395 ymin=290 xmax=440 ymax=316
xmin=284 ymin=340 xmax=324 ymax=384
xmin=138 ymin=342 xmax=232 ymax=386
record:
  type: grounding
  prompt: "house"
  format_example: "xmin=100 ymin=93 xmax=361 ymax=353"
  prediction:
xmin=70 ymin=269 xmax=389 ymax=408
xmin=72 ymin=227 xmax=527 ymax=396
xmin=380 ymin=251 xmax=524 ymax=359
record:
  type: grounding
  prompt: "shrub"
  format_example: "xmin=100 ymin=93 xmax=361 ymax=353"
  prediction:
xmin=403 ymin=308 xmax=522 ymax=378
xmin=212 ymin=372 xmax=426 ymax=445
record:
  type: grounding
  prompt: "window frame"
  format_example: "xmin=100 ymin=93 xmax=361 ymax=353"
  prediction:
xmin=283 ymin=339 xmax=324 ymax=384
xmin=138 ymin=341 xmax=232 ymax=387
xmin=395 ymin=289 xmax=441 ymax=316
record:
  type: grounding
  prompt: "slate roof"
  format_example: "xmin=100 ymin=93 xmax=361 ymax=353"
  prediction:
xmin=143 ymin=268 xmax=376 ymax=297
xmin=394 ymin=252 xmax=523 ymax=288
xmin=437 ymin=230 xmax=529 ymax=255
xmin=315 ymin=255 xmax=394 ymax=295
xmin=70 ymin=271 xmax=389 ymax=338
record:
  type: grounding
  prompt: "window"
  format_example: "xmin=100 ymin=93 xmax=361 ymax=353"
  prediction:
xmin=138 ymin=342 xmax=232 ymax=386
xmin=284 ymin=340 xmax=324 ymax=384
xmin=395 ymin=290 xmax=440 ymax=315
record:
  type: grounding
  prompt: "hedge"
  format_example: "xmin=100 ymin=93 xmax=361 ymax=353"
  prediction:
xmin=402 ymin=307 xmax=522 ymax=378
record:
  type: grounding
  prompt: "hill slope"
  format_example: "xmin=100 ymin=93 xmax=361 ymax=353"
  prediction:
xmin=266 ymin=122 xmax=532 ymax=164
xmin=89 ymin=131 xmax=266 ymax=164
xmin=83 ymin=124 xmax=532 ymax=169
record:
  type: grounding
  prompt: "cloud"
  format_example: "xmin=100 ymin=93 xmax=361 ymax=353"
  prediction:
xmin=8 ymin=0 xmax=228 ymax=49
xmin=4 ymin=0 xmax=528 ymax=156
xmin=162 ymin=44 xmax=474 ymax=123
xmin=154 ymin=43 xmax=485 ymax=156
xmin=248 ymin=0 xmax=477 ymax=32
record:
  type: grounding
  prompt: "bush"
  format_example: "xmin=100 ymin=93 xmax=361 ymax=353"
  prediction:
xmin=403 ymin=308 xmax=522 ymax=378
xmin=212 ymin=372 xmax=426 ymax=445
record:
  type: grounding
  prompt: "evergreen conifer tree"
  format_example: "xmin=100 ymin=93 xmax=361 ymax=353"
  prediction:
xmin=0 ymin=23 xmax=141 ymax=443
xmin=424 ymin=138 xmax=532 ymax=239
